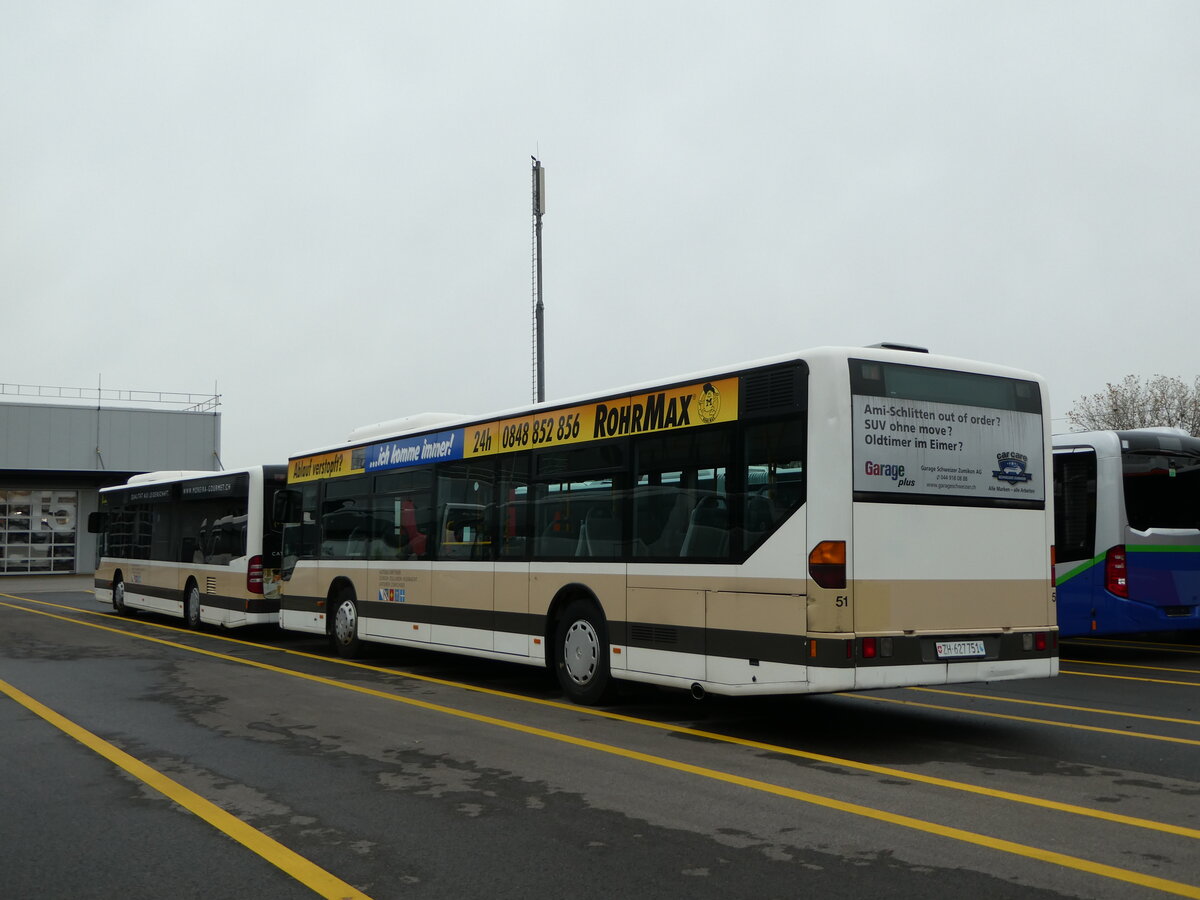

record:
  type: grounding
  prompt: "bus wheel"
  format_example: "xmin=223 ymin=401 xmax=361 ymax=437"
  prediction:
xmin=331 ymin=590 xmax=362 ymax=658
xmin=112 ymin=578 xmax=133 ymax=617
xmin=184 ymin=583 xmax=201 ymax=630
xmin=554 ymin=598 xmax=615 ymax=705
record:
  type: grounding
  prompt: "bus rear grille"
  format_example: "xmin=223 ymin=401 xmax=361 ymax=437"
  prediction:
xmin=206 ymin=577 xmax=217 ymax=594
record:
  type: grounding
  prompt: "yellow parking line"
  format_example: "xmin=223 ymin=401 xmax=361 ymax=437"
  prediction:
xmin=1063 ymin=639 xmax=1200 ymax=655
xmin=907 ymin=687 xmax=1200 ymax=727
xmin=5 ymin=596 xmax=1200 ymax=841
xmin=2 ymin=599 xmax=1200 ymax=897
xmin=1062 ymin=658 xmax=1200 ymax=677
xmin=1060 ymin=669 xmax=1200 ymax=688
xmin=0 ymin=677 xmax=371 ymax=900
xmin=848 ymin=692 xmax=1200 ymax=746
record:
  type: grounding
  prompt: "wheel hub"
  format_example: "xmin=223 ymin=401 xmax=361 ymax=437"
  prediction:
xmin=563 ymin=619 xmax=599 ymax=685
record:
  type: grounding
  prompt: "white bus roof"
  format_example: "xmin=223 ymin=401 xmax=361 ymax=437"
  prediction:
xmin=292 ymin=344 xmax=1047 ymax=459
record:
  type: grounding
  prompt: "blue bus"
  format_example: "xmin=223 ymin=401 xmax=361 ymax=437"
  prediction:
xmin=1053 ymin=428 xmax=1200 ymax=636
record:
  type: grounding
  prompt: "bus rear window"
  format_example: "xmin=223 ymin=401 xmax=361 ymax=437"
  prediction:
xmin=850 ymin=358 xmax=1045 ymax=508
xmin=850 ymin=359 xmax=1042 ymax=413
xmin=1122 ymin=451 xmax=1200 ymax=531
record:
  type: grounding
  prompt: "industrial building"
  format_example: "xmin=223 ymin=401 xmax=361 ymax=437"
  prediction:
xmin=0 ymin=388 xmax=221 ymax=576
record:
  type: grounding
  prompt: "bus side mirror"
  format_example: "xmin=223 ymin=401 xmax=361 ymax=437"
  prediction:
xmin=87 ymin=512 xmax=107 ymax=534
xmin=273 ymin=489 xmax=302 ymax=527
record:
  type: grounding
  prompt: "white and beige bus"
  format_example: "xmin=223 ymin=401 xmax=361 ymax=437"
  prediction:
xmin=275 ymin=345 xmax=1057 ymax=704
xmin=90 ymin=466 xmax=289 ymax=628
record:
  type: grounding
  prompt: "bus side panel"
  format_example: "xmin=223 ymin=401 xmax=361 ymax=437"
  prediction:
xmin=124 ymin=563 xmax=184 ymax=617
xmin=431 ymin=565 xmax=494 ymax=651
xmin=279 ymin=561 xmax=330 ymax=635
xmin=361 ymin=563 xmax=433 ymax=645
xmin=94 ymin=560 xmax=116 ymax=604
xmin=494 ymin=563 xmax=532 ymax=658
xmin=705 ymin=590 xmax=806 ymax=685
xmin=1055 ymin=557 xmax=1103 ymax=636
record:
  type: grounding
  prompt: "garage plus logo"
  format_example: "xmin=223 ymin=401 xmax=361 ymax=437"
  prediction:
xmin=864 ymin=460 xmax=915 ymax=487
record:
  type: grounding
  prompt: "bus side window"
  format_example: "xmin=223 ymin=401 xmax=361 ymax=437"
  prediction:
xmin=633 ymin=429 xmax=731 ymax=559
xmin=374 ymin=469 xmax=433 ymax=561
xmin=435 ymin=462 xmax=494 ymax=561
xmin=743 ymin=416 xmax=805 ymax=552
xmin=497 ymin=456 xmax=529 ymax=559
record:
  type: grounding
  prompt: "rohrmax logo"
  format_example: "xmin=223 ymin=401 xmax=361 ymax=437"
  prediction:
xmin=696 ymin=382 xmax=721 ymax=424
xmin=992 ymin=451 xmax=1033 ymax=484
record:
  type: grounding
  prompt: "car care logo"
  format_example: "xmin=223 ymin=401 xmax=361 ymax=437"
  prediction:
xmin=696 ymin=382 xmax=721 ymax=424
xmin=992 ymin=451 xmax=1032 ymax=484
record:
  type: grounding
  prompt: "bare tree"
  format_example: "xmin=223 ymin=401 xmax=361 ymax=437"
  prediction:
xmin=1067 ymin=374 xmax=1200 ymax=435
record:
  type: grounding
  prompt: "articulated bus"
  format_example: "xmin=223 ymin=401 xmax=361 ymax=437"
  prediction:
xmin=275 ymin=345 xmax=1057 ymax=704
xmin=1053 ymin=428 xmax=1200 ymax=636
xmin=90 ymin=466 xmax=289 ymax=628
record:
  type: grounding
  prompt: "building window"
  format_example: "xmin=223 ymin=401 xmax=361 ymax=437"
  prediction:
xmin=0 ymin=490 xmax=78 ymax=573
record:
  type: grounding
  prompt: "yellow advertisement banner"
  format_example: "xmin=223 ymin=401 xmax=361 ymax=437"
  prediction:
xmin=288 ymin=449 xmax=363 ymax=484
xmin=464 ymin=376 xmax=739 ymax=458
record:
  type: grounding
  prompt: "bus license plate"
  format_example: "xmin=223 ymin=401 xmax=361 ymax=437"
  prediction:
xmin=935 ymin=640 xmax=985 ymax=659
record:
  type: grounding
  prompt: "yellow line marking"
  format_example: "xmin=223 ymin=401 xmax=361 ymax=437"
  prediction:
xmin=1061 ymin=669 xmax=1200 ymax=688
xmin=847 ymin=693 xmax=1200 ymax=746
xmin=0 ymin=676 xmax=371 ymax=900
xmin=5 ymin=595 xmax=1200 ymax=842
xmin=1062 ymin=658 xmax=1200 ymax=677
xmin=2 ymin=602 xmax=1198 ymax=897
xmin=907 ymin=687 xmax=1200 ymax=727
xmin=1064 ymin=638 xmax=1200 ymax=654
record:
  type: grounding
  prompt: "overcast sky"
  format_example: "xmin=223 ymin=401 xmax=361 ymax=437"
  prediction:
xmin=3 ymin=2 xmax=1198 ymax=469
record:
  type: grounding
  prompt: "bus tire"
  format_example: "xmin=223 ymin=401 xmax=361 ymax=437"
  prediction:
xmin=331 ymin=588 xmax=363 ymax=658
xmin=112 ymin=577 xmax=134 ymax=617
xmin=554 ymin=598 xmax=615 ymax=705
xmin=184 ymin=582 xmax=201 ymax=630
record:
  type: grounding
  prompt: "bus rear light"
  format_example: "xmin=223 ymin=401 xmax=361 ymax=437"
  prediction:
xmin=845 ymin=640 xmax=854 ymax=659
xmin=247 ymin=555 xmax=264 ymax=595
xmin=1021 ymin=632 xmax=1049 ymax=652
xmin=809 ymin=540 xmax=846 ymax=589
xmin=1104 ymin=546 xmax=1128 ymax=598
xmin=862 ymin=637 xmax=877 ymax=659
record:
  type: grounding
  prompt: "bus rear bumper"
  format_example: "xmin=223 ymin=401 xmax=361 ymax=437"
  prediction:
xmin=852 ymin=657 xmax=1058 ymax=689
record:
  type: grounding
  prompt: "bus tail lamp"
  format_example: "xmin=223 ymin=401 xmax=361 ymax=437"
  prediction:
xmin=809 ymin=541 xmax=846 ymax=589
xmin=858 ymin=637 xmax=893 ymax=660
xmin=247 ymin=555 xmax=264 ymax=595
xmin=1022 ymin=632 xmax=1050 ymax=652
xmin=1104 ymin=546 xmax=1128 ymax=598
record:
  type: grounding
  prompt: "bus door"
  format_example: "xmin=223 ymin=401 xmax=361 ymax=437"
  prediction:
xmin=365 ymin=471 xmax=434 ymax=645
xmin=494 ymin=457 xmax=531 ymax=658
xmin=431 ymin=462 xmax=495 ymax=652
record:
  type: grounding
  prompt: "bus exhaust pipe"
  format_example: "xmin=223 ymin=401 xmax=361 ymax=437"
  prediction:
xmin=690 ymin=682 xmax=706 ymax=700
